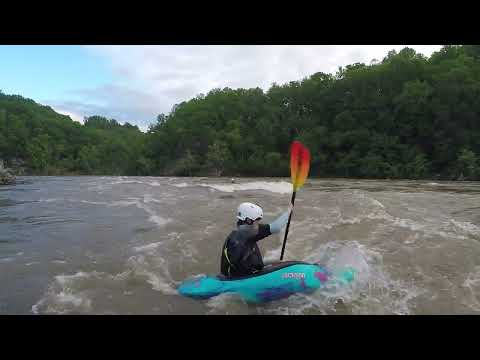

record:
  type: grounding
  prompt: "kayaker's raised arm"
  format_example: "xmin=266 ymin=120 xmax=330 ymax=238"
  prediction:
xmin=269 ymin=204 xmax=293 ymax=234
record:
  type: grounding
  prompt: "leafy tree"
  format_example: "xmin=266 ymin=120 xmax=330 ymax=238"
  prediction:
xmin=457 ymin=148 xmax=478 ymax=180
xmin=406 ymin=152 xmax=430 ymax=179
xmin=206 ymin=141 xmax=232 ymax=176
xmin=2 ymin=45 xmax=480 ymax=180
xmin=26 ymin=134 xmax=52 ymax=173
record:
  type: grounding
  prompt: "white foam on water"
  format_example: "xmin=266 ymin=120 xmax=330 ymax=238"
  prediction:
xmin=145 ymin=181 xmax=161 ymax=187
xmin=148 ymin=215 xmax=170 ymax=227
xmin=38 ymin=198 xmax=61 ymax=203
xmin=403 ymin=233 xmax=420 ymax=245
xmin=55 ymin=291 xmax=91 ymax=308
xmin=143 ymin=273 xmax=175 ymax=294
xmin=54 ymin=271 xmax=95 ymax=286
xmin=322 ymin=190 xmax=471 ymax=242
xmin=109 ymin=179 xmax=141 ymax=186
xmin=87 ymin=178 xmax=162 ymax=192
xmin=303 ymin=242 xmax=371 ymax=292
xmin=337 ymin=217 xmax=364 ymax=225
xmin=261 ymin=241 xmax=422 ymax=315
xmin=143 ymin=194 xmax=163 ymax=204
xmin=315 ymin=191 xmax=391 ymax=230
xmin=80 ymin=197 xmax=169 ymax=227
xmin=258 ymin=300 xmax=327 ymax=315
xmin=199 ymin=181 xmax=292 ymax=194
xmin=32 ymin=268 xmax=162 ymax=314
xmin=134 ymin=202 xmax=170 ymax=227
xmin=390 ymin=217 xmax=424 ymax=232
xmin=172 ymin=182 xmax=190 ymax=188
xmin=34 ymin=292 xmax=92 ymax=315
xmin=345 ymin=244 xmax=423 ymax=315
xmin=79 ymin=199 xmax=138 ymax=208
xmin=180 ymin=246 xmax=196 ymax=261
xmin=203 ymin=224 xmax=217 ymax=235
xmin=369 ymin=198 xmax=386 ymax=209
xmin=113 ymin=200 xmax=142 ymax=207
xmin=79 ymin=197 xmax=170 ymax=227
xmin=205 ymin=293 xmax=247 ymax=314
xmin=110 ymin=270 xmax=132 ymax=282
xmin=166 ymin=232 xmax=198 ymax=262
xmin=121 ymin=179 xmax=162 ymax=187
xmin=259 ymin=243 xmax=362 ymax=314
xmin=133 ymin=242 xmax=163 ymax=253
xmin=462 ymin=266 xmax=480 ymax=312
xmin=32 ymin=271 xmax=98 ymax=314
xmin=126 ymin=254 xmax=178 ymax=295
xmin=31 ymin=302 xmax=41 ymax=314
xmin=52 ymin=260 xmax=67 ymax=264
xmin=450 ymin=219 xmax=480 ymax=238
xmin=427 ymin=182 xmax=441 ymax=186
xmin=0 ymin=257 xmax=14 ymax=263
xmin=168 ymin=232 xmax=181 ymax=239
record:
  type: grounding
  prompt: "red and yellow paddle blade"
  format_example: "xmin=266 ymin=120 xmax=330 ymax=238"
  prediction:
xmin=290 ymin=141 xmax=311 ymax=191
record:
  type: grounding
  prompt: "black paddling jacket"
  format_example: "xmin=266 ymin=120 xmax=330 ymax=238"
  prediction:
xmin=220 ymin=224 xmax=271 ymax=277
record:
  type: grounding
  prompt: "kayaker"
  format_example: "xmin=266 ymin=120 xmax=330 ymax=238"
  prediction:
xmin=220 ymin=202 xmax=292 ymax=278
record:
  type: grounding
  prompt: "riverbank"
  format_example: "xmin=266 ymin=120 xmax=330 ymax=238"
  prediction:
xmin=0 ymin=160 xmax=16 ymax=185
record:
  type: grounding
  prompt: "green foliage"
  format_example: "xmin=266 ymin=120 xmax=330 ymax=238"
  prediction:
xmin=26 ymin=134 xmax=52 ymax=173
xmin=84 ymin=116 xmax=121 ymax=130
xmin=206 ymin=141 xmax=232 ymax=176
xmin=77 ymin=145 xmax=101 ymax=174
xmin=407 ymin=152 xmax=430 ymax=179
xmin=2 ymin=45 xmax=480 ymax=179
xmin=0 ymin=95 xmax=145 ymax=175
xmin=457 ymin=148 xmax=479 ymax=180
xmin=171 ymin=150 xmax=201 ymax=176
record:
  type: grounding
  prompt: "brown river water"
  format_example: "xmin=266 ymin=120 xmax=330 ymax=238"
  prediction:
xmin=0 ymin=176 xmax=479 ymax=314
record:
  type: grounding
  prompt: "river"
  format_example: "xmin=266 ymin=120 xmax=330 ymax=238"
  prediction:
xmin=0 ymin=176 xmax=479 ymax=314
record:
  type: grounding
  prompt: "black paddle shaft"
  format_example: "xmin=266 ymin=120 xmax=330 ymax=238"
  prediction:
xmin=280 ymin=191 xmax=296 ymax=261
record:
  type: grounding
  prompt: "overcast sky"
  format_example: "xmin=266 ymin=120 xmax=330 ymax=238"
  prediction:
xmin=0 ymin=45 xmax=443 ymax=130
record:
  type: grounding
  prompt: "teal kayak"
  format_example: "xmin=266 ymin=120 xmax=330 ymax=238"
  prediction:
xmin=178 ymin=261 xmax=356 ymax=303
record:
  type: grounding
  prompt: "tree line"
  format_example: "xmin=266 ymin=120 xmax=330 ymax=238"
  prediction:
xmin=1 ymin=45 xmax=479 ymax=180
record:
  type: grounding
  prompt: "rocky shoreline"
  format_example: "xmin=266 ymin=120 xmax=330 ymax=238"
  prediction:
xmin=0 ymin=160 xmax=16 ymax=185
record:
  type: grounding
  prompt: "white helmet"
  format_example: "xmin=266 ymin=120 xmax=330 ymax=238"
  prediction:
xmin=236 ymin=202 xmax=263 ymax=221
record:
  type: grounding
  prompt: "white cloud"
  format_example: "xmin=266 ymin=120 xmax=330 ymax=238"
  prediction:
xmin=62 ymin=45 xmax=443 ymax=128
xmin=51 ymin=106 xmax=84 ymax=124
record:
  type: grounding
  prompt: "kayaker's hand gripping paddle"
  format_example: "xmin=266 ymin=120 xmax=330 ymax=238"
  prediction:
xmin=280 ymin=141 xmax=311 ymax=261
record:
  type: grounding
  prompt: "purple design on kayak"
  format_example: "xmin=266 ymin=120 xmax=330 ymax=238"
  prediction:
xmin=314 ymin=271 xmax=329 ymax=283
xmin=258 ymin=286 xmax=295 ymax=302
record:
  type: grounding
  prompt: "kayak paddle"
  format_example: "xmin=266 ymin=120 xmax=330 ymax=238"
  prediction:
xmin=280 ymin=140 xmax=311 ymax=261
